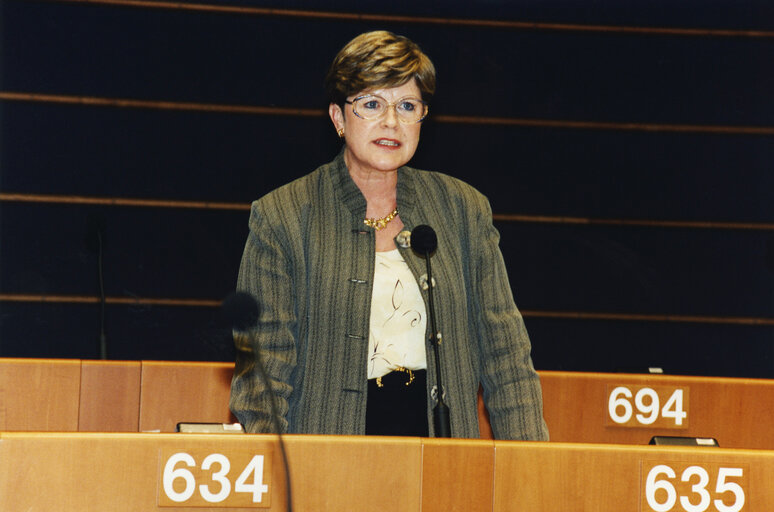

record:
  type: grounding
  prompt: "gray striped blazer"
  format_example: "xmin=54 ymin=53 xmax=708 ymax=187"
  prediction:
xmin=229 ymin=150 xmax=548 ymax=440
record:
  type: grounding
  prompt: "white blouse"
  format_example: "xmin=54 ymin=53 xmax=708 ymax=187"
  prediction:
xmin=367 ymin=249 xmax=428 ymax=380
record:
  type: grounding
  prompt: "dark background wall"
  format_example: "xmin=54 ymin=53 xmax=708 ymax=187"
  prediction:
xmin=1 ymin=0 xmax=772 ymax=377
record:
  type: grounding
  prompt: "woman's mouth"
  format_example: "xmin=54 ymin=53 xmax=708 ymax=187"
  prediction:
xmin=374 ymin=138 xmax=401 ymax=147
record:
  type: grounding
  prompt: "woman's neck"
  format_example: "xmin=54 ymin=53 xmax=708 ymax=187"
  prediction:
xmin=344 ymin=151 xmax=403 ymax=251
xmin=345 ymin=153 xmax=398 ymax=217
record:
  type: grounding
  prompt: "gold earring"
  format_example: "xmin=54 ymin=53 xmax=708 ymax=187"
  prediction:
xmin=337 ymin=128 xmax=345 ymax=138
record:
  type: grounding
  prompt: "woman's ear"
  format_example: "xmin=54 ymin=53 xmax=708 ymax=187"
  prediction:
xmin=328 ymin=103 xmax=344 ymax=133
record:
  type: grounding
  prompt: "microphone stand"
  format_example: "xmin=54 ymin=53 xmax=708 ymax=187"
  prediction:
xmin=97 ymin=229 xmax=108 ymax=359
xmin=421 ymin=249 xmax=451 ymax=438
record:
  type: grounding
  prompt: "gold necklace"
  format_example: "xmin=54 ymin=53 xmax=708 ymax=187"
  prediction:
xmin=364 ymin=208 xmax=399 ymax=231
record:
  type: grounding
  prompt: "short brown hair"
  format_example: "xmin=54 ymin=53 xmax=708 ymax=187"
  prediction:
xmin=325 ymin=31 xmax=436 ymax=107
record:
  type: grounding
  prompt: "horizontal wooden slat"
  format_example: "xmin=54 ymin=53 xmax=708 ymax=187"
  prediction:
xmin=0 ymin=191 xmax=250 ymax=211
xmin=524 ymin=310 xmax=774 ymax=326
xmin=432 ymin=113 xmax=774 ymax=136
xmin=0 ymin=293 xmax=221 ymax=307
xmin=55 ymin=0 xmax=774 ymax=39
xmin=3 ymin=192 xmax=773 ymax=231
xmin=493 ymin=213 xmax=774 ymax=231
xmin=1 ymin=293 xmax=771 ymax=326
xmin=4 ymin=91 xmax=774 ymax=135
xmin=0 ymin=91 xmax=325 ymax=117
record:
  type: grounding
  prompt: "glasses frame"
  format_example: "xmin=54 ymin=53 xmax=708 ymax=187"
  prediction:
xmin=344 ymin=94 xmax=429 ymax=124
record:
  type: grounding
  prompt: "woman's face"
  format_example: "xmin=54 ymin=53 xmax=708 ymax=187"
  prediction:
xmin=329 ymin=80 xmax=423 ymax=177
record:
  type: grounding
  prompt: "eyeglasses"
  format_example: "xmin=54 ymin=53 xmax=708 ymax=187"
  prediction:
xmin=345 ymin=94 xmax=429 ymax=124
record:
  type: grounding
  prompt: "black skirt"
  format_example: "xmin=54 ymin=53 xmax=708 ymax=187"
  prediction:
xmin=365 ymin=369 xmax=428 ymax=437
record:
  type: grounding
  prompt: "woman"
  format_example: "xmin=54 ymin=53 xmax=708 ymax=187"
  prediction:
xmin=230 ymin=30 xmax=548 ymax=440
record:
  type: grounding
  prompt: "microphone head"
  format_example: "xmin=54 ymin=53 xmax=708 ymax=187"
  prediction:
xmin=411 ymin=224 xmax=437 ymax=254
xmin=222 ymin=291 xmax=260 ymax=331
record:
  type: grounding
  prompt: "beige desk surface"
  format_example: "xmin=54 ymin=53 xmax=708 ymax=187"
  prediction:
xmin=1 ymin=432 xmax=772 ymax=511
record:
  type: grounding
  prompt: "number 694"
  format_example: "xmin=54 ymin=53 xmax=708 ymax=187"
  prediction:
xmin=608 ymin=386 xmax=688 ymax=428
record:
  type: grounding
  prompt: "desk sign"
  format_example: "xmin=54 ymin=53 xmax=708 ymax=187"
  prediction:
xmin=158 ymin=448 xmax=273 ymax=507
xmin=641 ymin=461 xmax=748 ymax=512
xmin=607 ymin=385 xmax=690 ymax=429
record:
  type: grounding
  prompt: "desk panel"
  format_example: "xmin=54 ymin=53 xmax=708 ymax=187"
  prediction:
xmin=0 ymin=358 xmax=81 ymax=431
xmin=493 ymin=442 xmax=774 ymax=511
xmin=79 ymin=360 xmax=141 ymax=431
xmin=539 ymin=371 xmax=774 ymax=449
xmin=421 ymin=438 xmax=494 ymax=512
xmin=138 ymin=361 xmax=236 ymax=432
xmin=0 ymin=433 xmax=422 ymax=511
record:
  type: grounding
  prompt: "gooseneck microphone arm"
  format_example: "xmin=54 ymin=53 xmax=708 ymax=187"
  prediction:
xmin=410 ymin=225 xmax=451 ymax=438
xmin=224 ymin=292 xmax=293 ymax=512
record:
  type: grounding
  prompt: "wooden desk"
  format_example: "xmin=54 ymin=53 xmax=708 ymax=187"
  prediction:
xmin=539 ymin=371 xmax=774 ymax=449
xmin=1 ymin=433 xmax=771 ymax=511
xmin=2 ymin=358 xmax=773 ymax=450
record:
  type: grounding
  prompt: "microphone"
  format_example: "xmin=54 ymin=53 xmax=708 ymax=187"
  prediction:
xmin=222 ymin=292 xmax=259 ymax=331
xmin=411 ymin=224 xmax=437 ymax=254
xmin=223 ymin=292 xmax=293 ymax=512
xmin=410 ymin=225 xmax=451 ymax=438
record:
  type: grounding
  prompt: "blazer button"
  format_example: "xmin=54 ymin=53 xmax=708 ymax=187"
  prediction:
xmin=419 ymin=274 xmax=437 ymax=290
xmin=396 ymin=230 xmax=412 ymax=248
